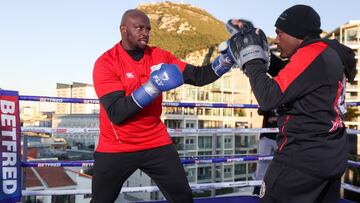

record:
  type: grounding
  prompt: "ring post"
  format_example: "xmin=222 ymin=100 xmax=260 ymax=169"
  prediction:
xmin=0 ymin=90 xmax=22 ymax=203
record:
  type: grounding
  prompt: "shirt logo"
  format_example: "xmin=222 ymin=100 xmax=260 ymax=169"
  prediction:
xmin=279 ymin=13 xmax=287 ymax=21
xmin=126 ymin=72 xmax=135 ymax=78
xmin=150 ymin=63 xmax=163 ymax=73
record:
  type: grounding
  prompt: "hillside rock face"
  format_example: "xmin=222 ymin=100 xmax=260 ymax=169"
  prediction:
xmin=138 ymin=1 xmax=229 ymax=64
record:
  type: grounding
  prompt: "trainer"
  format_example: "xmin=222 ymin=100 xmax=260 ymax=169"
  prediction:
xmin=228 ymin=4 xmax=357 ymax=203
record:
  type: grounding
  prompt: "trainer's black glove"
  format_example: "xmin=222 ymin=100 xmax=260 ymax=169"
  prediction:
xmin=218 ymin=19 xmax=255 ymax=69
xmin=228 ymin=28 xmax=270 ymax=73
xmin=226 ymin=19 xmax=254 ymax=36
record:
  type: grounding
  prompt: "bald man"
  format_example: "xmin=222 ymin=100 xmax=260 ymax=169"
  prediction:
xmin=92 ymin=9 xmax=234 ymax=203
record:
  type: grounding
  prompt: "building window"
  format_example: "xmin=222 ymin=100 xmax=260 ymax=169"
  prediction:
xmin=172 ymin=137 xmax=184 ymax=150
xmin=198 ymin=120 xmax=222 ymax=129
xmin=184 ymin=107 xmax=195 ymax=115
xmin=164 ymin=107 xmax=182 ymax=115
xmin=198 ymin=136 xmax=212 ymax=149
xmin=184 ymin=87 xmax=196 ymax=101
xmin=164 ymin=89 xmax=182 ymax=101
xmin=223 ymin=93 xmax=232 ymax=103
xmin=198 ymin=166 xmax=212 ymax=180
xmin=213 ymin=108 xmax=221 ymax=116
xmin=215 ymin=165 xmax=221 ymax=178
xmin=185 ymin=138 xmax=196 ymax=150
xmin=205 ymin=108 xmax=212 ymax=116
xmin=198 ymin=151 xmax=212 ymax=156
xmin=197 ymin=91 xmax=209 ymax=101
xmin=223 ymin=76 xmax=232 ymax=89
xmin=196 ymin=108 xmax=204 ymax=115
xmin=234 ymin=109 xmax=245 ymax=117
xmin=235 ymin=164 xmax=246 ymax=175
xmin=224 ymin=166 xmax=232 ymax=178
xmin=185 ymin=138 xmax=194 ymax=144
xmin=164 ymin=119 xmax=182 ymax=128
xmin=235 ymin=135 xmax=253 ymax=148
xmin=186 ymin=168 xmax=196 ymax=182
xmin=186 ymin=122 xmax=195 ymax=129
xmin=224 ymin=137 xmax=233 ymax=148
xmin=212 ymin=92 xmax=222 ymax=102
xmin=216 ymin=136 xmax=222 ymax=148
xmin=223 ymin=109 xmax=232 ymax=117
xmin=345 ymin=28 xmax=358 ymax=44
xmin=51 ymin=195 xmax=75 ymax=203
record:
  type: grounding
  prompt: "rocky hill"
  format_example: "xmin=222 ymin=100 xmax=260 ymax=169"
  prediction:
xmin=137 ymin=1 xmax=229 ymax=65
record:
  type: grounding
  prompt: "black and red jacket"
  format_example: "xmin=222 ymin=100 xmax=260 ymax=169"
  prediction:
xmin=245 ymin=38 xmax=356 ymax=178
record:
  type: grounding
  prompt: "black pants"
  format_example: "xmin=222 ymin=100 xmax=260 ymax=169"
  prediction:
xmin=260 ymin=161 xmax=341 ymax=203
xmin=90 ymin=144 xmax=193 ymax=203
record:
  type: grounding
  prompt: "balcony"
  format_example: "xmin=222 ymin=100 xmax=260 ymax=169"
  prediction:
xmin=347 ymin=96 xmax=359 ymax=101
xmin=198 ymin=144 xmax=212 ymax=150
xmin=175 ymin=144 xmax=185 ymax=151
xmin=187 ymin=175 xmax=196 ymax=183
xmin=347 ymin=84 xmax=358 ymax=91
xmin=224 ymin=143 xmax=233 ymax=149
xmin=197 ymin=174 xmax=212 ymax=182
xmin=223 ymin=172 xmax=233 ymax=179
xmin=185 ymin=144 xmax=197 ymax=150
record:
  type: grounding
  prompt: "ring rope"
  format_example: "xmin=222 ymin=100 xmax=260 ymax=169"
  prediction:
xmin=19 ymin=94 xmax=360 ymax=107
xmin=21 ymin=181 xmax=360 ymax=196
xmin=21 ymin=126 xmax=360 ymax=135
xmin=21 ymin=155 xmax=360 ymax=168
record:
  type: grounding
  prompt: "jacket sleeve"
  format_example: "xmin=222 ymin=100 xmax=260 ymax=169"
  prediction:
xmin=268 ymin=53 xmax=288 ymax=77
xmin=245 ymin=60 xmax=284 ymax=111
xmin=183 ymin=64 xmax=220 ymax=86
xmin=245 ymin=43 xmax=326 ymax=111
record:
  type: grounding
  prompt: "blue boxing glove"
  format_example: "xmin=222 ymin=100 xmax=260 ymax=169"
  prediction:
xmin=131 ymin=63 xmax=184 ymax=108
xmin=211 ymin=41 xmax=236 ymax=76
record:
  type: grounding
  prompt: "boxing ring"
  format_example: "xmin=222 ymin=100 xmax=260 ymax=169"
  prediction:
xmin=1 ymin=89 xmax=359 ymax=203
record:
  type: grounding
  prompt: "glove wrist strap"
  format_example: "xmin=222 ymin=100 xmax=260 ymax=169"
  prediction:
xmin=239 ymin=45 xmax=269 ymax=67
xmin=142 ymin=81 xmax=161 ymax=97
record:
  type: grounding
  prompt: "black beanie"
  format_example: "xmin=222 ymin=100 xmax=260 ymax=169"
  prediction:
xmin=275 ymin=5 xmax=322 ymax=39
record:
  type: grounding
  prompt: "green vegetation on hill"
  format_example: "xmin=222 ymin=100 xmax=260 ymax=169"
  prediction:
xmin=138 ymin=2 xmax=229 ymax=58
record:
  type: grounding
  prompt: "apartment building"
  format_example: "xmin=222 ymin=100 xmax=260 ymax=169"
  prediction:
xmin=56 ymin=82 xmax=99 ymax=114
xmin=52 ymin=114 xmax=98 ymax=150
xmin=20 ymin=105 xmax=53 ymax=127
